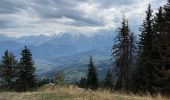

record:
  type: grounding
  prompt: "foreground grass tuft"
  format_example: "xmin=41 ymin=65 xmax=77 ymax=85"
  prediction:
xmin=0 ymin=84 xmax=169 ymax=100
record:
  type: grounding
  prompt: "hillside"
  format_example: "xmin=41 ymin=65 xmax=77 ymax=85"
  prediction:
xmin=36 ymin=47 xmax=113 ymax=82
xmin=0 ymin=85 xmax=168 ymax=100
xmin=0 ymin=33 xmax=114 ymax=81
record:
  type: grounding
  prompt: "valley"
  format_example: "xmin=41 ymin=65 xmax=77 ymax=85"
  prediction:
xmin=0 ymin=32 xmax=114 ymax=82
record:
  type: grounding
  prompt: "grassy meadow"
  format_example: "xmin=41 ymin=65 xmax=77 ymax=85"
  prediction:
xmin=0 ymin=84 xmax=169 ymax=100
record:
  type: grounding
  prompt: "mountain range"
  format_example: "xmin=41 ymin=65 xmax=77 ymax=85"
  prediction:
xmin=0 ymin=32 xmax=115 ymax=82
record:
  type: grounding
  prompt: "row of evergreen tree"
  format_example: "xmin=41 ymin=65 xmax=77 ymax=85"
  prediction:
xmin=0 ymin=46 xmax=36 ymax=92
xmin=112 ymin=0 xmax=170 ymax=95
xmin=79 ymin=0 xmax=170 ymax=95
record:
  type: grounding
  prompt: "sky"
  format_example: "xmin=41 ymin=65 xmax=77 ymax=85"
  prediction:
xmin=0 ymin=0 xmax=167 ymax=37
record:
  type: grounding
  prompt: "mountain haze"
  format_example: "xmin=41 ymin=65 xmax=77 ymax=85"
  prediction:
xmin=0 ymin=32 xmax=114 ymax=81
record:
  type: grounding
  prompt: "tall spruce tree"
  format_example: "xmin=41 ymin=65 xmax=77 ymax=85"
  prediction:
xmin=112 ymin=16 xmax=136 ymax=91
xmin=0 ymin=50 xmax=18 ymax=90
xmin=135 ymin=4 xmax=155 ymax=93
xmin=16 ymin=46 xmax=36 ymax=91
xmin=151 ymin=1 xmax=170 ymax=94
xmin=87 ymin=56 xmax=99 ymax=90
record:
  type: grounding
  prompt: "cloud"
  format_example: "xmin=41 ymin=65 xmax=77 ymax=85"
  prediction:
xmin=89 ymin=0 xmax=136 ymax=8
xmin=0 ymin=0 xmax=28 ymax=14
xmin=29 ymin=0 xmax=105 ymax=27
xmin=0 ymin=0 xmax=167 ymax=37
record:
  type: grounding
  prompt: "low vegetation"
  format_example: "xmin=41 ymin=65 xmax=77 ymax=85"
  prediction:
xmin=0 ymin=84 xmax=169 ymax=100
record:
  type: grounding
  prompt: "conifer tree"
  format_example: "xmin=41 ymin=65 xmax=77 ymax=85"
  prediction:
xmin=112 ymin=16 xmax=136 ymax=91
xmin=87 ymin=56 xmax=99 ymax=90
xmin=151 ymin=1 xmax=170 ymax=94
xmin=135 ymin=4 xmax=155 ymax=93
xmin=16 ymin=46 xmax=36 ymax=92
xmin=79 ymin=77 xmax=87 ymax=89
xmin=0 ymin=50 xmax=18 ymax=90
xmin=104 ymin=68 xmax=113 ymax=89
